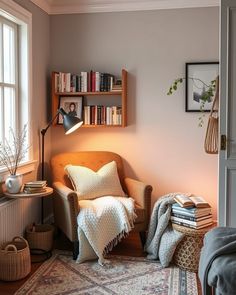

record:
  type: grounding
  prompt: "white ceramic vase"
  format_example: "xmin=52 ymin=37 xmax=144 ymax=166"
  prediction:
xmin=5 ymin=174 xmax=23 ymax=194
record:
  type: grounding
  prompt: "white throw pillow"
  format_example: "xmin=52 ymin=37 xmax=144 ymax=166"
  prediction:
xmin=65 ymin=161 xmax=126 ymax=200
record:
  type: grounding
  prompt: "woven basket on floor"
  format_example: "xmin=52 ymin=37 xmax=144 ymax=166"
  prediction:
xmin=172 ymin=223 xmax=214 ymax=273
xmin=0 ymin=236 xmax=31 ymax=281
xmin=26 ymin=224 xmax=54 ymax=252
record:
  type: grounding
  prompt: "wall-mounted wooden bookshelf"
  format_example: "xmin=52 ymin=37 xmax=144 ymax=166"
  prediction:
xmin=51 ymin=69 xmax=127 ymax=128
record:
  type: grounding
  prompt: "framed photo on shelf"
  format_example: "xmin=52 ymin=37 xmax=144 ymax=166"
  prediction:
xmin=58 ymin=96 xmax=83 ymax=124
xmin=185 ymin=62 xmax=219 ymax=112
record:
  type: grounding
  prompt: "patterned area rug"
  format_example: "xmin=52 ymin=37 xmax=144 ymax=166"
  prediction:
xmin=15 ymin=251 xmax=198 ymax=295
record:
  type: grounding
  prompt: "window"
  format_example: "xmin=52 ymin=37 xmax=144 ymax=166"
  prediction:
xmin=0 ymin=16 xmax=18 ymax=142
xmin=0 ymin=0 xmax=33 ymax=176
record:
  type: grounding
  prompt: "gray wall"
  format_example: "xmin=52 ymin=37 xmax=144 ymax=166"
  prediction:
xmin=50 ymin=8 xmax=219 ymax=217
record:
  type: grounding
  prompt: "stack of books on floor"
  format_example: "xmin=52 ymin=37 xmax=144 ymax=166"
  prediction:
xmin=23 ymin=181 xmax=47 ymax=194
xmin=171 ymin=194 xmax=213 ymax=229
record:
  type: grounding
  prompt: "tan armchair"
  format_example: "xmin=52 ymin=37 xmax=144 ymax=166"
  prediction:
xmin=51 ymin=151 xmax=152 ymax=259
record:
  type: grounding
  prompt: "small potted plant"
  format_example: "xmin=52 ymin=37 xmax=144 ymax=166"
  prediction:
xmin=0 ymin=125 xmax=29 ymax=193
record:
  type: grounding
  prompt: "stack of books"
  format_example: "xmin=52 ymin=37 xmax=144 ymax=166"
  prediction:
xmin=23 ymin=181 xmax=47 ymax=194
xmin=171 ymin=195 xmax=213 ymax=229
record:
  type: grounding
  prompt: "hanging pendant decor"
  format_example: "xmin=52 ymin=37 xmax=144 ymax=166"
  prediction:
xmin=204 ymin=76 xmax=219 ymax=154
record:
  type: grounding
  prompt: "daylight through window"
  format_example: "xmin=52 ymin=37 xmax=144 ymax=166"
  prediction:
xmin=0 ymin=15 xmax=18 ymax=143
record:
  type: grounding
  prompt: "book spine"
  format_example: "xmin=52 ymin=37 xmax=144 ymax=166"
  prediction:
xmin=106 ymin=107 xmax=111 ymax=125
xmin=85 ymin=72 xmax=88 ymax=92
xmin=94 ymin=105 xmax=98 ymax=125
xmin=112 ymin=106 xmax=117 ymax=125
xmin=84 ymin=106 xmax=89 ymax=125
xmin=85 ymin=106 xmax=91 ymax=125
xmin=172 ymin=207 xmax=211 ymax=215
xmin=105 ymin=74 xmax=110 ymax=91
xmin=88 ymin=106 xmax=91 ymax=124
xmin=95 ymin=72 xmax=100 ymax=92
xmin=80 ymin=72 xmax=84 ymax=92
xmin=172 ymin=220 xmax=213 ymax=229
xmin=65 ymin=73 xmax=71 ymax=92
xmin=91 ymin=106 xmax=95 ymax=125
xmin=75 ymin=75 xmax=80 ymax=92
xmin=88 ymin=71 xmax=91 ymax=92
xmin=101 ymin=106 xmax=106 ymax=125
xmin=92 ymin=71 xmax=95 ymax=92
xmin=59 ymin=72 xmax=63 ymax=92
xmin=171 ymin=216 xmax=212 ymax=226
xmin=172 ymin=213 xmax=197 ymax=221
xmin=97 ymin=106 xmax=102 ymax=125
xmin=71 ymin=74 xmax=76 ymax=92
xmin=81 ymin=72 xmax=87 ymax=92
xmin=100 ymin=73 xmax=104 ymax=91
xmin=172 ymin=213 xmax=212 ymax=221
xmin=118 ymin=107 xmax=122 ymax=125
xmin=55 ymin=73 xmax=59 ymax=92
xmin=110 ymin=76 xmax=113 ymax=91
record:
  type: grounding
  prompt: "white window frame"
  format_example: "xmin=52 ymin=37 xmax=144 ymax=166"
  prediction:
xmin=0 ymin=15 xmax=18 ymax=141
xmin=0 ymin=0 xmax=35 ymax=181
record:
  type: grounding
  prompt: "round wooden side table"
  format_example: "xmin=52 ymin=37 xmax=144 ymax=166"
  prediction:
xmin=4 ymin=186 xmax=53 ymax=199
xmin=4 ymin=187 xmax=53 ymax=224
xmin=172 ymin=223 xmax=216 ymax=273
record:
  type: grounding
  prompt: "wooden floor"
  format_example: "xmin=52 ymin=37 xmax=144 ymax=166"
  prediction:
xmin=0 ymin=232 xmax=201 ymax=295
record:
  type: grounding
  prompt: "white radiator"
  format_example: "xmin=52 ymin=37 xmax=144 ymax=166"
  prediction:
xmin=0 ymin=197 xmax=40 ymax=246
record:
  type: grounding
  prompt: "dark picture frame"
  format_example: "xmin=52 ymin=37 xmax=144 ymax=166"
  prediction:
xmin=185 ymin=62 xmax=219 ymax=112
xmin=58 ymin=96 xmax=83 ymax=124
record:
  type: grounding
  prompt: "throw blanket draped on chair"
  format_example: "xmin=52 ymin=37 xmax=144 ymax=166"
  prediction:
xmin=145 ymin=194 xmax=185 ymax=267
xmin=199 ymin=227 xmax=236 ymax=295
xmin=76 ymin=196 xmax=136 ymax=265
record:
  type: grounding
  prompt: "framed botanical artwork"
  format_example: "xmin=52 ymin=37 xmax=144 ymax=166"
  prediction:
xmin=185 ymin=62 xmax=219 ymax=112
xmin=58 ymin=96 xmax=83 ymax=124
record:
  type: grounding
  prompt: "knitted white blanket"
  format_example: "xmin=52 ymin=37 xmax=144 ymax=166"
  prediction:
xmin=76 ymin=196 xmax=136 ymax=265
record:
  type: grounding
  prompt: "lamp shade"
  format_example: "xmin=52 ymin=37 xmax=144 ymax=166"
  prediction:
xmin=59 ymin=108 xmax=83 ymax=134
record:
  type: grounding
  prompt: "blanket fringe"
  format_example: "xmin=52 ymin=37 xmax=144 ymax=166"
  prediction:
xmin=103 ymin=230 xmax=128 ymax=255
xmin=103 ymin=216 xmax=136 ymax=255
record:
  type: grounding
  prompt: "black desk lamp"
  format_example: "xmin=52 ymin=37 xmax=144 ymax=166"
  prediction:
xmin=40 ymin=107 xmax=83 ymax=223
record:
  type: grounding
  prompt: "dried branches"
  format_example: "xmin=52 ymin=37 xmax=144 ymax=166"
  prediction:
xmin=0 ymin=125 xmax=29 ymax=175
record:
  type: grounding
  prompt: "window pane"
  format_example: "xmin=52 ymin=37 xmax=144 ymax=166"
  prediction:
xmin=0 ymin=23 xmax=2 ymax=83
xmin=0 ymin=87 xmax=3 ymax=142
xmin=3 ymin=24 xmax=15 ymax=84
xmin=4 ymin=87 xmax=16 ymax=141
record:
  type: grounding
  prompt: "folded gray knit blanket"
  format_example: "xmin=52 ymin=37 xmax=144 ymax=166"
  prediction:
xmin=145 ymin=194 xmax=184 ymax=267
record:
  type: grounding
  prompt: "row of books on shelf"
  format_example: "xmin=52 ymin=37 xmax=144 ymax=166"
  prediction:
xmin=23 ymin=181 xmax=47 ymax=194
xmin=84 ymin=105 xmax=122 ymax=125
xmin=171 ymin=194 xmax=213 ymax=229
xmin=54 ymin=71 xmax=122 ymax=93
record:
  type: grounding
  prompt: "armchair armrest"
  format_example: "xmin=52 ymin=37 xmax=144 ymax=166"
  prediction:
xmin=124 ymin=177 xmax=152 ymax=222
xmin=53 ymin=181 xmax=79 ymax=242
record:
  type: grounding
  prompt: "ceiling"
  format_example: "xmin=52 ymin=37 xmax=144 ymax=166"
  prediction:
xmin=30 ymin=0 xmax=219 ymax=15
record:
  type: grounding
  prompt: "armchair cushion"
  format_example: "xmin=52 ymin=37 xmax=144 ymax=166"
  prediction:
xmin=65 ymin=161 xmax=126 ymax=200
